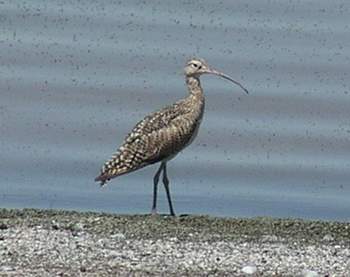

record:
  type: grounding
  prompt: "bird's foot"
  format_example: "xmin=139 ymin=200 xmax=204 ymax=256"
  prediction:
xmin=151 ymin=208 xmax=158 ymax=216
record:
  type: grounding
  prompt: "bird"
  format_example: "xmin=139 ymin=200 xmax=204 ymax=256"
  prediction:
xmin=95 ymin=58 xmax=248 ymax=216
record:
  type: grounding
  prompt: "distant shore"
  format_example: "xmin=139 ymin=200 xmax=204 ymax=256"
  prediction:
xmin=0 ymin=208 xmax=349 ymax=276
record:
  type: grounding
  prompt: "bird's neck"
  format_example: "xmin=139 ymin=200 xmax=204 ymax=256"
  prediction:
xmin=186 ymin=76 xmax=204 ymax=98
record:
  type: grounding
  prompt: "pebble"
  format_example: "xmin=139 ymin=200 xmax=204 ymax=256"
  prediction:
xmin=241 ymin=265 xmax=257 ymax=274
xmin=0 ymin=266 xmax=14 ymax=271
xmin=0 ymin=223 xmax=8 ymax=230
xmin=302 ymin=269 xmax=319 ymax=277
xmin=322 ymin=234 xmax=333 ymax=242
xmin=111 ymin=233 xmax=126 ymax=240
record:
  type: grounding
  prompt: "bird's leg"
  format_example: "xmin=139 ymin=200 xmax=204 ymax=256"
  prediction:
xmin=151 ymin=163 xmax=164 ymax=215
xmin=162 ymin=162 xmax=176 ymax=216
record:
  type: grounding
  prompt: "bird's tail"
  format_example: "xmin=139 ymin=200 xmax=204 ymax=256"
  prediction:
xmin=95 ymin=148 xmax=140 ymax=186
xmin=94 ymin=174 xmax=109 ymax=187
xmin=95 ymin=151 xmax=123 ymax=187
xmin=95 ymin=157 xmax=124 ymax=187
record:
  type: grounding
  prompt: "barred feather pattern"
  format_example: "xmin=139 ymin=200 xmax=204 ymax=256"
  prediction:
xmin=95 ymin=92 xmax=205 ymax=186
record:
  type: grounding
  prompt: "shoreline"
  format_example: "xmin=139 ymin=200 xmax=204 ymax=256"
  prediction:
xmin=0 ymin=208 xmax=349 ymax=276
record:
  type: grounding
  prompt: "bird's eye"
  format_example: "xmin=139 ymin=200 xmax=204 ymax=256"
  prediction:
xmin=192 ymin=63 xmax=198 ymax=68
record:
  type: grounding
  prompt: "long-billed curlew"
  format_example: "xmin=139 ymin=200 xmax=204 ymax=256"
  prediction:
xmin=95 ymin=58 xmax=248 ymax=216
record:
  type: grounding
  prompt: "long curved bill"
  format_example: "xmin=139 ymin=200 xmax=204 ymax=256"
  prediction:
xmin=205 ymin=68 xmax=249 ymax=94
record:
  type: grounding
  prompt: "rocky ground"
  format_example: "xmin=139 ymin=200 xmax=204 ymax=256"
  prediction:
xmin=0 ymin=209 xmax=349 ymax=276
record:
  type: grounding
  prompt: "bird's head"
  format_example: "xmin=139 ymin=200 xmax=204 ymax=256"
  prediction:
xmin=184 ymin=58 xmax=210 ymax=76
xmin=184 ymin=58 xmax=249 ymax=94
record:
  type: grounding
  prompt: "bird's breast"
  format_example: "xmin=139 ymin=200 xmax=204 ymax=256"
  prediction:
xmin=167 ymin=99 xmax=205 ymax=154
xmin=186 ymin=114 xmax=203 ymax=147
xmin=144 ymin=97 xmax=205 ymax=164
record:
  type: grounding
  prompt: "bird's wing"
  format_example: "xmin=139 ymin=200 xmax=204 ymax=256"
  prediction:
xmin=130 ymin=100 xmax=189 ymax=135
xmin=95 ymin=99 xmax=194 ymax=185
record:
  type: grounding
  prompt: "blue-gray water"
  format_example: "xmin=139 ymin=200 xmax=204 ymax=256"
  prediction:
xmin=1 ymin=0 xmax=350 ymax=221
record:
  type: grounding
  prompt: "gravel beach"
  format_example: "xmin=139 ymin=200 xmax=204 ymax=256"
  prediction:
xmin=0 ymin=209 xmax=349 ymax=276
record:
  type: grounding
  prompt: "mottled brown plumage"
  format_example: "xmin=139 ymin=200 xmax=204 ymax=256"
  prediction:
xmin=95 ymin=92 xmax=204 ymax=185
xmin=95 ymin=58 xmax=248 ymax=215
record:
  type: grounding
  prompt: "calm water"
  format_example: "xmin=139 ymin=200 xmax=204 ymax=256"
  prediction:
xmin=1 ymin=0 xmax=350 ymax=221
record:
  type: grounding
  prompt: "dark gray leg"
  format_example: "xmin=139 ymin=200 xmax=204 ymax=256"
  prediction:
xmin=151 ymin=163 xmax=164 ymax=215
xmin=162 ymin=162 xmax=175 ymax=216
